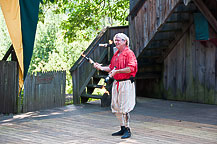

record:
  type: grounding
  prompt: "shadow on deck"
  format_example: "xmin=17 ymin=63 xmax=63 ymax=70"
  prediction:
xmin=0 ymin=97 xmax=217 ymax=143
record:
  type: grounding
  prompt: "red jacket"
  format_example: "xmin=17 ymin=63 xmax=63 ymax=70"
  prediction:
xmin=109 ymin=47 xmax=137 ymax=80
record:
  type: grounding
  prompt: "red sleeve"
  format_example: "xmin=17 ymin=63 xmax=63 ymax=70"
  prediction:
xmin=109 ymin=63 xmax=112 ymax=70
xmin=109 ymin=56 xmax=114 ymax=70
xmin=127 ymin=51 xmax=137 ymax=73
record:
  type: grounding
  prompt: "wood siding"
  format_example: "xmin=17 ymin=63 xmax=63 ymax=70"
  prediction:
xmin=129 ymin=0 xmax=181 ymax=57
xmin=23 ymin=71 xmax=66 ymax=112
xmin=163 ymin=24 xmax=217 ymax=105
xmin=0 ymin=61 xmax=18 ymax=114
xmin=130 ymin=0 xmax=141 ymax=11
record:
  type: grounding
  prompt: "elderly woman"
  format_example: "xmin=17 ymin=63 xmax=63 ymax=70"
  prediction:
xmin=94 ymin=33 xmax=137 ymax=139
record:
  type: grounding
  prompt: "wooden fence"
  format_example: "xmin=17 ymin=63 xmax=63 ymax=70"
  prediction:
xmin=23 ymin=71 xmax=66 ymax=112
xmin=0 ymin=61 xmax=18 ymax=114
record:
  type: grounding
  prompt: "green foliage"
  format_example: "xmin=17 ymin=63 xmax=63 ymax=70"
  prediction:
xmin=0 ymin=9 xmax=11 ymax=60
xmin=39 ymin=0 xmax=129 ymax=42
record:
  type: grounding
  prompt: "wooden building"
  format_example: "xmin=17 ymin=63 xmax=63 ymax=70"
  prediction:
xmin=71 ymin=0 xmax=217 ymax=105
xmin=129 ymin=0 xmax=217 ymax=105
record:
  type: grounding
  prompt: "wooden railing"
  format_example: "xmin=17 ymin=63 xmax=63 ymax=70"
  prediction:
xmin=70 ymin=26 xmax=129 ymax=104
xmin=129 ymin=0 xmax=181 ymax=57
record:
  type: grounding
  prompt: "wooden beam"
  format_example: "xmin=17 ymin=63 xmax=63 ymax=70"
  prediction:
xmin=128 ymin=0 xmax=147 ymax=20
xmin=153 ymin=39 xmax=172 ymax=42
xmin=173 ymin=10 xmax=196 ymax=14
xmin=145 ymin=47 xmax=168 ymax=51
xmin=193 ymin=0 xmax=217 ymax=33
xmin=159 ymin=29 xmax=182 ymax=33
xmin=160 ymin=17 xmax=194 ymax=62
xmin=166 ymin=20 xmax=188 ymax=23
xmin=81 ymin=94 xmax=102 ymax=99
xmin=2 ymin=45 xmax=13 ymax=61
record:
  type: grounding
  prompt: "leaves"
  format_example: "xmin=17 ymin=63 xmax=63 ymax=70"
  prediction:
xmin=39 ymin=0 xmax=129 ymax=42
xmin=0 ymin=10 xmax=11 ymax=60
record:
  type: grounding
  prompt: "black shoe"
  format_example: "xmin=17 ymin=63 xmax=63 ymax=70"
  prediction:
xmin=121 ymin=127 xmax=131 ymax=139
xmin=112 ymin=126 xmax=125 ymax=136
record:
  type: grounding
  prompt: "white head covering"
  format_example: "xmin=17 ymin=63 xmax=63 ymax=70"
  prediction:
xmin=113 ymin=33 xmax=129 ymax=47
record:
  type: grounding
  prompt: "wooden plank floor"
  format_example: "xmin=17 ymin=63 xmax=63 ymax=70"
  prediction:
xmin=0 ymin=97 xmax=217 ymax=144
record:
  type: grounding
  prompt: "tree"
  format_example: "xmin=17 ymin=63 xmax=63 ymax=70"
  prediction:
xmin=40 ymin=0 xmax=129 ymax=42
xmin=30 ymin=7 xmax=90 ymax=93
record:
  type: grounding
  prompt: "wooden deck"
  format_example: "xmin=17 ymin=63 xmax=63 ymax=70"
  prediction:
xmin=0 ymin=97 xmax=217 ymax=144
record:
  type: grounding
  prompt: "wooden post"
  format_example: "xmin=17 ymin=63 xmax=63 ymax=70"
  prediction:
xmin=108 ymin=46 xmax=110 ymax=62
xmin=0 ymin=61 xmax=18 ymax=114
xmin=72 ymin=68 xmax=81 ymax=104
